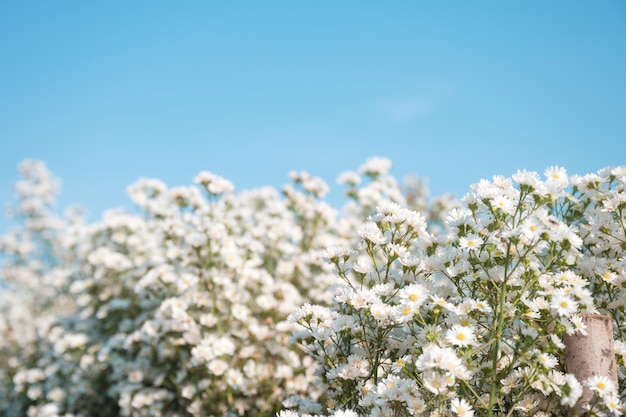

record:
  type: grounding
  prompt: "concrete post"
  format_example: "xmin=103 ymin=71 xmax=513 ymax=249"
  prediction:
xmin=564 ymin=314 xmax=617 ymax=417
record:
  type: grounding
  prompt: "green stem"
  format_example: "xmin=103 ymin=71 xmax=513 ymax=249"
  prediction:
xmin=488 ymin=243 xmax=512 ymax=417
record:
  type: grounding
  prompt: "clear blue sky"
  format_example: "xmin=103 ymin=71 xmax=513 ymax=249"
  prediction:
xmin=1 ymin=2 xmax=625 ymax=231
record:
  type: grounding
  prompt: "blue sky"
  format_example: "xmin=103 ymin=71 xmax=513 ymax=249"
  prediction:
xmin=1 ymin=2 xmax=625 ymax=231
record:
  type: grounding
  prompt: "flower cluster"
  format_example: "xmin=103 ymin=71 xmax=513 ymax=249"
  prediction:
xmin=4 ymin=159 xmax=624 ymax=417
xmin=283 ymin=166 xmax=626 ymax=417
xmin=0 ymin=158 xmax=454 ymax=417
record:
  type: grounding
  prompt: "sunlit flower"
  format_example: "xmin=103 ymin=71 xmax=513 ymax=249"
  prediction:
xmin=458 ymin=234 xmax=483 ymax=251
xmin=550 ymin=290 xmax=579 ymax=316
xmin=445 ymin=325 xmax=477 ymax=347
xmin=586 ymin=375 xmax=615 ymax=396
xmin=450 ymin=397 xmax=474 ymax=417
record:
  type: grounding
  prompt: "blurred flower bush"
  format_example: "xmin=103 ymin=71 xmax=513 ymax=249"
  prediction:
xmin=0 ymin=158 xmax=450 ymax=417
xmin=1 ymin=159 xmax=625 ymax=417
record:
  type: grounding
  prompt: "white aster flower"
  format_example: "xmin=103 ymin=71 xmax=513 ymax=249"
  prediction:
xmin=550 ymin=290 xmax=579 ymax=316
xmin=359 ymin=157 xmax=392 ymax=177
xmin=445 ymin=324 xmax=477 ymax=347
xmin=450 ymin=397 xmax=474 ymax=417
xmin=358 ymin=222 xmax=386 ymax=245
xmin=569 ymin=315 xmax=588 ymax=335
xmin=336 ymin=170 xmax=361 ymax=185
xmin=586 ymin=375 xmax=615 ymax=396
xmin=398 ymin=284 xmax=429 ymax=308
xmin=537 ymin=352 xmax=558 ymax=369
xmin=458 ymin=234 xmax=483 ymax=251
xmin=603 ymin=394 xmax=623 ymax=416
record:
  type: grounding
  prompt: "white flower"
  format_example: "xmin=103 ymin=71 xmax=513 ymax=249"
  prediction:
xmin=550 ymin=290 xmax=579 ymax=316
xmin=560 ymin=373 xmax=583 ymax=407
xmin=181 ymin=385 xmax=195 ymax=399
xmin=458 ymin=234 xmax=483 ymax=251
xmin=212 ymin=336 xmax=236 ymax=356
xmin=445 ymin=325 xmax=477 ymax=347
xmin=208 ymin=359 xmax=229 ymax=376
xmin=194 ymin=171 xmax=234 ymax=194
xmin=512 ymin=169 xmax=543 ymax=190
xmin=569 ymin=315 xmax=588 ymax=335
xmin=322 ymin=246 xmax=355 ymax=263
xmin=358 ymin=222 xmax=386 ymax=245
xmin=545 ymin=166 xmax=569 ymax=187
xmin=603 ymin=394 xmax=623 ymax=416
xmin=450 ymin=397 xmax=474 ymax=417
xmin=398 ymin=284 xmax=429 ymax=308
xmin=537 ymin=352 xmax=558 ymax=369
xmin=586 ymin=375 xmax=615 ymax=396
xmin=336 ymin=171 xmax=361 ymax=186
xmin=359 ymin=157 xmax=392 ymax=177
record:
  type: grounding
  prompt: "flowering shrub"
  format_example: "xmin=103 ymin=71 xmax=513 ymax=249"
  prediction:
xmin=0 ymin=158 xmax=452 ymax=417
xmin=3 ymin=159 xmax=625 ymax=417
xmin=0 ymin=160 xmax=82 ymax=417
xmin=282 ymin=166 xmax=626 ymax=417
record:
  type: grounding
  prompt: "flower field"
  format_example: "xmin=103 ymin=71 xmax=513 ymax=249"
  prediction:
xmin=1 ymin=158 xmax=626 ymax=417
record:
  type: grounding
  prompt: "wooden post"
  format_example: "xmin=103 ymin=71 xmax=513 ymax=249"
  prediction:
xmin=564 ymin=314 xmax=617 ymax=417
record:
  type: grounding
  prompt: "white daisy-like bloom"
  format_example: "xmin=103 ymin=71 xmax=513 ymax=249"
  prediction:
xmin=445 ymin=324 xmax=477 ymax=347
xmin=422 ymin=370 xmax=450 ymax=395
xmin=615 ymin=340 xmax=626 ymax=359
xmin=359 ymin=156 xmax=392 ymax=177
xmin=322 ymin=246 xmax=354 ymax=263
xmin=376 ymin=201 xmax=403 ymax=215
xmin=470 ymin=299 xmax=492 ymax=313
xmin=301 ymin=175 xmax=330 ymax=197
xmin=430 ymin=295 xmax=456 ymax=313
xmin=446 ymin=207 xmax=474 ymax=227
xmin=471 ymin=178 xmax=499 ymax=199
xmin=181 ymin=385 xmax=195 ymax=399
xmin=336 ymin=170 xmax=361 ymax=186
xmin=545 ymin=166 xmax=569 ymax=185
xmin=512 ymin=169 xmax=543 ymax=189
xmin=369 ymin=302 xmax=395 ymax=325
xmin=597 ymin=267 xmax=618 ymax=284
xmin=347 ymin=288 xmax=379 ymax=310
xmin=358 ymin=222 xmax=386 ymax=245
xmin=398 ymin=284 xmax=429 ymax=308
xmin=550 ymin=290 xmax=579 ymax=317
xmin=568 ymin=315 xmax=588 ymax=336
xmin=450 ymin=397 xmax=474 ymax=417
xmin=559 ymin=373 xmax=583 ymax=407
xmin=586 ymin=375 xmax=615 ymax=396
xmin=386 ymin=242 xmax=408 ymax=258
xmin=514 ymin=394 xmax=540 ymax=414
xmin=352 ymin=256 xmax=374 ymax=274
xmin=491 ymin=194 xmax=515 ymax=214
xmin=395 ymin=303 xmax=419 ymax=323
xmin=226 ymin=369 xmax=244 ymax=389
xmin=537 ymin=352 xmax=558 ymax=369
xmin=458 ymin=234 xmax=483 ymax=251
xmin=603 ymin=394 xmax=623 ymax=416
